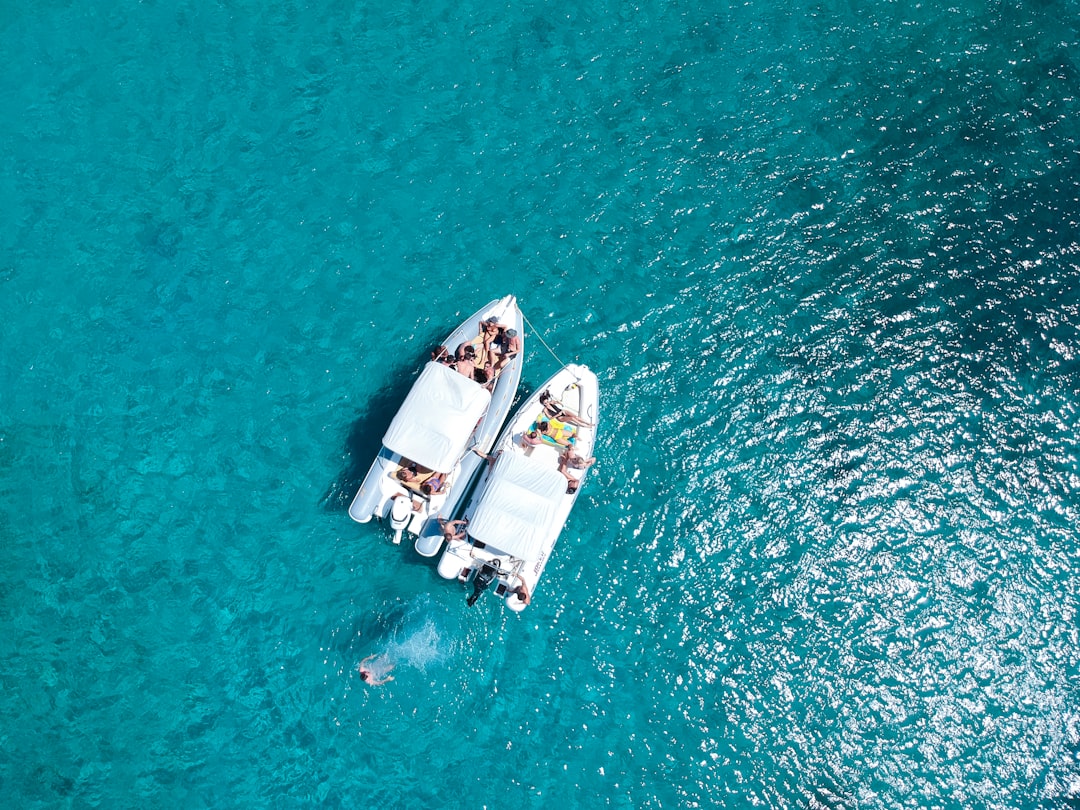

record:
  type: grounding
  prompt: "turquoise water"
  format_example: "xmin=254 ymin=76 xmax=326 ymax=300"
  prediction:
xmin=3 ymin=0 xmax=1079 ymax=807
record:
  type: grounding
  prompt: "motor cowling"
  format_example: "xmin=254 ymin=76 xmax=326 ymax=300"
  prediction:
xmin=389 ymin=496 xmax=413 ymax=544
xmin=466 ymin=559 xmax=501 ymax=607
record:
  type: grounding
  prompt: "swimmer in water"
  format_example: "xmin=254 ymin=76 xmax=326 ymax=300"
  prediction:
xmin=358 ymin=654 xmax=395 ymax=686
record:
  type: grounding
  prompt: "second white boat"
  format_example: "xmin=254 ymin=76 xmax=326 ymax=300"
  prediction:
xmin=433 ymin=363 xmax=599 ymax=610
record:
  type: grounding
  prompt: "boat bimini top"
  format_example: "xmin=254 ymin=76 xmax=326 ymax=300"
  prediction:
xmin=382 ymin=362 xmax=492 ymax=473
xmin=466 ymin=451 xmax=567 ymax=561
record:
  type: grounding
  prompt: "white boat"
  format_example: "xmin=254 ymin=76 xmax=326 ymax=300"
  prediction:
xmin=434 ymin=363 xmax=598 ymax=611
xmin=348 ymin=295 xmax=523 ymax=543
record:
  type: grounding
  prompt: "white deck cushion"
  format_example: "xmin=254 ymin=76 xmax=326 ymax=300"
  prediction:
xmin=467 ymin=451 xmax=567 ymax=560
xmin=382 ymin=362 xmax=491 ymax=472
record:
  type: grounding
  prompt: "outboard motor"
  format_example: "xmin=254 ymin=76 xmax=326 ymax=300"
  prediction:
xmin=389 ymin=496 xmax=413 ymax=545
xmin=466 ymin=559 xmax=501 ymax=607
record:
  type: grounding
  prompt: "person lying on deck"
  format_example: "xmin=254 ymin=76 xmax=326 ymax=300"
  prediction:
xmin=395 ymin=460 xmax=430 ymax=483
xmin=431 ymin=345 xmax=455 ymax=366
xmin=539 ymin=390 xmax=593 ymax=427
xmin=535 ymin=418 xmax=574 ymax=447
xmin=519 ymin=428 xmax=544 ymax=449
xmin=419 ymin=472 xmax=446 ymax=496
xmin=395 ymin=461 xmax=445 ymax=495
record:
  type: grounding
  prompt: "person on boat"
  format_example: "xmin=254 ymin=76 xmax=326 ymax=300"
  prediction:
xmin=558 ymin=446 xmax=594 ymax=493
xmin=476 ymin=316 xmax=514 ymax=368
xmin=430 ymin=345 xmax=455 ymax=366
xmin=472 ymin=447 xmax=502 ymax=467
xmin=454 ymin=344 xmax=478 ymax=379
xmin=558 ymin=446 xmax=595 ymax=476
xmin=492 ymin=328 xmax=521 ymax=372
xmin=396 ymin=460 xmax=433 ymax=485
xmin=437 ymin=517 xmax=468 ymax=543
xmin=478 ymin=315 xmax=510 ymax=341
xmin=518 ymin=427 xmax=544 ymax=453
xmin=536 ymin=418 xmax=574 ymax=448
xmin=358 ymin=654 xmax=395 ymax=686
xmin=510 ymin=579 xmax=530 ymax=607
xmin=419 ymin=472 xmax=446 ymax=497
xmin=396 ymin=463 xmax=444 ymax=499
xmin=539 ymin=390 xmax=593 ymax=427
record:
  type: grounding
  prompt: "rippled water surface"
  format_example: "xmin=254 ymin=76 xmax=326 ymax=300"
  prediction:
xmin=3 ymin=0 xmax=1079 ymax=807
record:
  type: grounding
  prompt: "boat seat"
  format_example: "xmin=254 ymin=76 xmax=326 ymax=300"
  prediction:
xmin=522 ymin=443 xmax=562 ymax=466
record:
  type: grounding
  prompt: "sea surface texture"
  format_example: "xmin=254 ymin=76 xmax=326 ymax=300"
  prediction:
xmin=3 ymin=1 xmax=1079 ymax=808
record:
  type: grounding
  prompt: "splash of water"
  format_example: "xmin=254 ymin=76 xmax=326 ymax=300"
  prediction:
xmin=371 ymin=595 xmax=451 ymax=674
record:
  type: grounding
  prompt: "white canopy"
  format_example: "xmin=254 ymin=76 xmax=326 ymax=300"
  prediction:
xmin=382 ymin=362 xmax=491 ymax=472
xmin=467 ymin=451 xmax=567 ymax=560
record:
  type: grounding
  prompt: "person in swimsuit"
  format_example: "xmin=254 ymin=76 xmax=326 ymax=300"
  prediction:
xmin=510 ymin=579 xmax=531 ymax=607
xmin=478 ymin=315 xmax=509 ymax=341
xmin=454 ymin=344 xmax=478 ymax=379
xmin=521 ymin=421 xmax=565 ymax=447
xmin=558 ymin=446 xmax=595 ymax=493
xmin=491 ymin=328 xmax=521 ymax=373
xmin=396 ymin=462 xmax=442 ymax=503
xmin=420 ymin=472 xmax=446 ymax=496
xmin=520 ymin=428 xmax=543 ymax=449
xmin=438 ymin=517 xmax=468 ymax=543
xmin=476 ymin=316 xmax=516 ymax=370
xmin=538 ymin=418 xmax=574 ymax=447
xmin=559 ymin=446 xmax=595 ymax=472
xmin=358 ymin=654 xmax=395 ymax=686
xmin=539 ymin=390 xmax=593 ymax=427
xmin=396 ymin=460 xmax=434 ymax=485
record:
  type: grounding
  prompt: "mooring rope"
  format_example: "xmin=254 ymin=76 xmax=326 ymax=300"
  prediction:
xmin=522 ymin=310 xmax=566 ymax=370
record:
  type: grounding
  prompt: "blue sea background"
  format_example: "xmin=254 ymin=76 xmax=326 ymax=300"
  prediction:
xmin=3 ymin=0 xmax=1079 ymax=807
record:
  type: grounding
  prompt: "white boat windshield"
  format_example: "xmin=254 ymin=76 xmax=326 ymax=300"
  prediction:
xmin=467 ymin=451 xmax=567 ymax=560
xmin=382 ymin=362 xmax=491 ymax=472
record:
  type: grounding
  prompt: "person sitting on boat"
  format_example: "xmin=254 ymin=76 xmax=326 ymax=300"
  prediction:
xmin=520 ymin=422 xmax=564 ymax=448
xmin=437 ymin=516 xmax=468 ymax=543
xmin=454 ymin=343 xmax=478 ymax=379
xmin=472 ymin=447 xmax=502 ymax=468
xmin=476 ymin=316 xmax=513 ymax=366
xmin=559 ymin=446 xmax=595 ymax=475
xmin=491 ymin=328 xmax=521 ymax=372
xmin=478 ymin=315 xmax=510 ymax=341
xmin=430 ymin=345 xmax=455 ymax=367
xmin=539 ymin=390 xmax=593 ymax=427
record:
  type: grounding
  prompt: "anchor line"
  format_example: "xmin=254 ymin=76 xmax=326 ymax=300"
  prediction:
xmin=522 ymin=310 xmax=568 ymax=371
